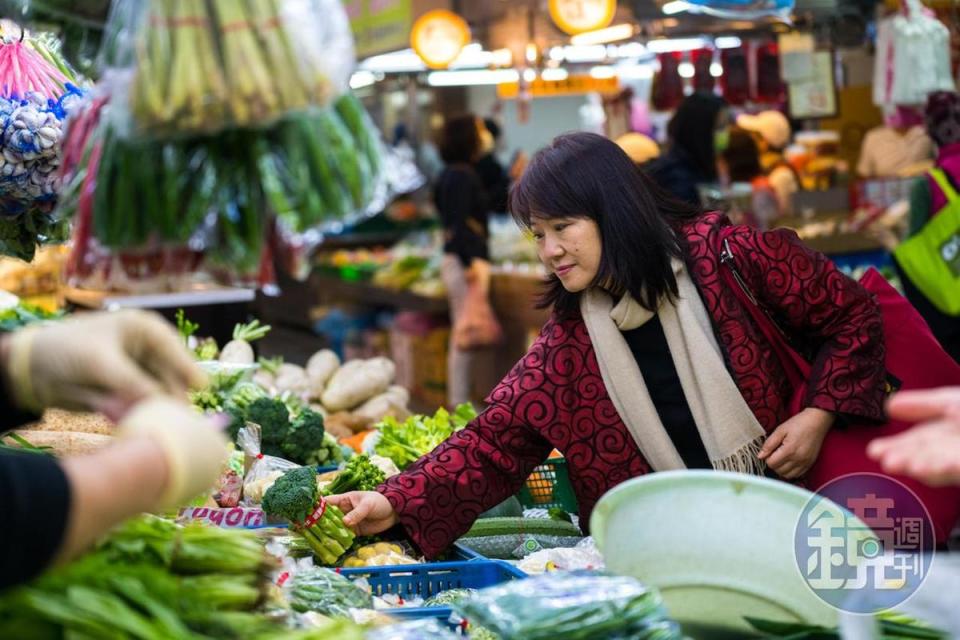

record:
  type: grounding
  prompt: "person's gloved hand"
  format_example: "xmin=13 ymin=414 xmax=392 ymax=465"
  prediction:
xmin=118 ymin=397 xmax=229 ymax=509
xmin=4 ymin=310 xmax=206 ymax=421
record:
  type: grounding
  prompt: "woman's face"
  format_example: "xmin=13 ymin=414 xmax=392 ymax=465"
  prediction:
xmin=530 ymin=215 xmax=602 ymax=293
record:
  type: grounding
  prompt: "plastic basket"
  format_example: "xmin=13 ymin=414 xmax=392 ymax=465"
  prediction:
xmin=517 ymin=457 xmax=578 ymax=513
xmin=340 ymin=557 xmax=525 ymax=632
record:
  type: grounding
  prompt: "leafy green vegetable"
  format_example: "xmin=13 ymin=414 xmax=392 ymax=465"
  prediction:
xmin=374 ymin=403 xmax=478 ymax=470
xmin=282 ymin=408 xmax=326 ymax=465
xmin=323 ymin=455 xmax=386 ymax=495
xmin=175 ymin=308 xmax=199 ymax=344
xmin=0 ymin=302 xmax=62 ymax=332
xmin=261 ymin=467 xmax=355 ymax=565
xmin=258 ymin=356 xmax=284 ymax=376
xmin=0 ymin=431 xmax=53 ymax=455
xmin=246 ymin=397 xmax=291 ymax=446
xmin=287 ymin=567 xmax=372 ymax=616
xmin=745 ymin=611 xmax=948 ymax=640
xmin=233 ymin=319 xmax=271 ymax=343
xmin=0 ymin=515 xmax=277 ymax=639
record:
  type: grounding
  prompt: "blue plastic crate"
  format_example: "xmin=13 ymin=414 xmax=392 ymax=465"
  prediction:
xmin=339 ymin=558 xmax=526 ymax=632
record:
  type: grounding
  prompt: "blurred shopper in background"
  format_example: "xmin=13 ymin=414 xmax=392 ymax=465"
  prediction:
xmin=647 ymin=93 xmax=729 ymax=206
xmin=720 ymin=127 xmax=781 ymax=229
xmin=737 ymin=110 xmax=799 ymax=215
xmin=615 ymin=132 xmax=661 ymax=169
xmin=858 ymin=105 xmax=934 ymax=179
xmin=435 ymin=115 xmax=503 ymax=406
xmin=893 ymin=91 xmax=960 ymax=363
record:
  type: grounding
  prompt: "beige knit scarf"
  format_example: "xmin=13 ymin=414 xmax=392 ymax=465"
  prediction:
xmin=580 ymin=260 xmax=767 ymax=475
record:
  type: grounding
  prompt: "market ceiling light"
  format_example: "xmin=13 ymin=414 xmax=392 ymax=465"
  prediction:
xmin=646 ymin=37 xmax=709 ymax=53
xmin=678 ymin=62 xmax=695 ymax=78
xmin=710 ymin=62 xmax=724 ymax=77
xmin=523 ymin=68 xmax=538 ymax=82
xmin=360 ymin=43 xmax=508 ymax=73
xmin=359 ymin=48 xmax=426 ymax=73
xmin=541 ymin=67 xmax=570 ymax=81
xmin=661 ymin=1 xmax=691 ymax=15
xmin=426 ymin=69 xmax=520 ymax=86
xmin=570 ymin=22 xmax=635 ymax=46
xmin=715 ymin=36 xmax=743 ymax=49
xmin=548 ymin=46 xmax=566 ymax=62
xmin=616 ymin=42 xmax=649 ymax=59
xmin=349 ymin=70 xmax=377 ymax=89
xmin=562 ymin=44 xmax=609 ymax=63
xmin=589 ymin=65 xmax=617 ymax=79
xmin=617 ymin=63 xmax=655 ymax=80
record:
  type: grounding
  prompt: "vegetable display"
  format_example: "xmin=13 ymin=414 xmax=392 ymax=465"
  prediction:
xmin=0 ymin=515 xmax=290 ymax=639
xmin=260 ymin=466 xmax=355 ymax=565
xmin=51 ymin=1 xmax=383 ymax=287
xmin=323 ymin=454 xmax=386 ymax=495
xmin=0 ymin=23 xmax=85 ymax=260
xmin=375 ymin=404 xmax=478 ymax=470
xmin=455 ymin=571 xmax=682 ymax=640
xmin=287 ymin=567 xmax=372 ymax=616
xmin=105 ymin=0 xmax=352 ymax=137
xmin=58 ymin=95 xmax=387 ymax=288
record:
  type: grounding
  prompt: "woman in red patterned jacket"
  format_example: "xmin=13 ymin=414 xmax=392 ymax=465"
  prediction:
xmin=327 ymin=132 xmax=888 ymax=558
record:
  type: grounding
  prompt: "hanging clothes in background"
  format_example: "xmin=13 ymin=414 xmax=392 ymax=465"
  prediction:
xmin=653 ymin=52 xmax=684 ymax=111
xmin=720 ymin=47 xmax=750 ymax=106
xmin=755 ymin=42 xmax=786 ymax=104
xmin=692 ymin=48 xmax=716 ymax=94
xmin=873 ymin=0 xmax=954 ymax=109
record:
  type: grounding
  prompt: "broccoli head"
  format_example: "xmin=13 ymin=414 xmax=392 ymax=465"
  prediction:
xmin=246 ymin=397 xmax=291 ymax=446
xmin=324 ymin=454 xmax=386 ymax=495
xmin=261 ymin=466 xmax=321 ymax=523
xmin=282 ymin=408 xmax=326 ymax=465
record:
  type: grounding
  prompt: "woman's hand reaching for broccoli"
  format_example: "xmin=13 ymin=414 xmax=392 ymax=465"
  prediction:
xmin=325 ymin=491 xmax=399 ymax=536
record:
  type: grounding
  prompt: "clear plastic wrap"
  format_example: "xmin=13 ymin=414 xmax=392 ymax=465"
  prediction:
xmin=57 ymin=92 xmax=390 ymax=290
xmin=99 ymin=0 xmax=354 ymax=140
xmin=364 ymin=619 xmax=459 ymax=640
xmin=0 ymin=21 xmax=86 ymax=259
xmin=238 ymin=422 xmax=299 ymax=506
xmin=284 ymin=566 xmax=373 ymax=617
xmin=454 ymin=571 xmax=683 ymax=640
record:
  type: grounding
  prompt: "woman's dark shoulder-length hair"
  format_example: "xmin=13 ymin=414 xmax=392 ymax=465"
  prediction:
xmin=509 ymin=131 xmax=701 ymax=317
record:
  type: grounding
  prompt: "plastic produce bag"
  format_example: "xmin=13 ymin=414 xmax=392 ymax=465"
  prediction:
xmin=454 ymin=571 xmax=683 ymax=640
xmin=99 ymin=0 xmax=354 ymax=139
xmin=58 ymin=93 xmax=389 ymax=290
xmin=0 ymin=22 xmax=86 ymax=259
xmin=285 ymin=566 xmax=372 ymax=617
xmin=365 ymin=619 xmax=460 ymax=640
xmin=238 ymin=423 xmax=299 ymax=506
xmin=517 ymin=538 xmax=605 ymax=575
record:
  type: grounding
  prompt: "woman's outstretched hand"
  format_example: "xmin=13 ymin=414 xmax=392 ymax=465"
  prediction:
xmin=325 ymin=491 xmax=399 ymax=536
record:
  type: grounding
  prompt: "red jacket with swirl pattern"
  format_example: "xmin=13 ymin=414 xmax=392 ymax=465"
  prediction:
xmin=379 ymin=212 xmax=887 ymax=558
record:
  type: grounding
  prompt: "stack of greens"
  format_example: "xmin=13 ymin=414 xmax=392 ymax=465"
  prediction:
xmin=58 ymin=93 xmax=384 ymax=286
xmin=109 ymin=0 xmax=349 ymax=137
xmin=0 ymin=514 xmax=366 ymax=639
xmin=55 ymin=0 xmax=381 ymax=287
xmin=261 ymin=466 xmax=355 ymax=565
xmin=375 ymin=404 xmax=478 ymax=470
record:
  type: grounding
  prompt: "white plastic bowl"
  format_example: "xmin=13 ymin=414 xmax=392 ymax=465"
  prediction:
xmin=591 ymin=470 xmax=870 ymax=636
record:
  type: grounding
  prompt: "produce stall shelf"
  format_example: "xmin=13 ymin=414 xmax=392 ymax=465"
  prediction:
xmin=64 ymin=285 xmax=256 ymax=310
xmin=311 ymin=273 xmax=449 ymax=315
